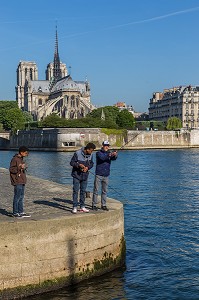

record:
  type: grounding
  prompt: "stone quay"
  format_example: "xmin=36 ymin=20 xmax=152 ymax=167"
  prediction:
xmin=3 ymin=128 xmax=199 ymax=151
xmin=0 ymin=168 xmax=125 ymax=299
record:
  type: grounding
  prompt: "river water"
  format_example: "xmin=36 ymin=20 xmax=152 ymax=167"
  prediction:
xmin=1 ymin=149 xmax=199 ymax=300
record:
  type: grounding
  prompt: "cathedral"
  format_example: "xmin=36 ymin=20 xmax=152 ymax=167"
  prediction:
xmin=16 ymin=28 xmax=95 ymax=121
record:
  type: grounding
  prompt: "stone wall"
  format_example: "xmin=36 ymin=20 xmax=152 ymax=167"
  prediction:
xmin=0 ymin=201 xmax=125 ymax=299
xmin=0 ymin=132 xmax=10 ymax=149
xmin=8 ymin=128 xmax=196 ymax=151
xmin=126 ymin=130 xmax=191 ymax=149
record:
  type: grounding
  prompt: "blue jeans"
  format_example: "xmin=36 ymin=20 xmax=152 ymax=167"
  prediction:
xmin=92 ymin=175 xmax=109 ymax=207
xmin=13 ymin=184 xmax=25 ymax=214
xmin=72 ymin=177 xmax=88 ymax=208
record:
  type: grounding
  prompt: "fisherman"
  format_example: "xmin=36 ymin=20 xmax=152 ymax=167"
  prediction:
xmin=92 ymin=141 xmax=118 ymax=211
xmin=9 ymin=146 xmax=31 ymax=218
xmin=70 ymin=143 xmax=96 ymax=214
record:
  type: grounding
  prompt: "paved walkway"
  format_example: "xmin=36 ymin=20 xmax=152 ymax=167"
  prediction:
xmin=0 ymin=167 xmax=109 ymax=222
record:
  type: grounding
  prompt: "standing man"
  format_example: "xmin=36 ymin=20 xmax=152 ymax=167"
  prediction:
xmin=70 ymin=143 xmax=96 ymax=214
xmin=92 ymin=141 xmax=118 ymax=211
xmin=9 ymin=146 xmax=31 ymax=218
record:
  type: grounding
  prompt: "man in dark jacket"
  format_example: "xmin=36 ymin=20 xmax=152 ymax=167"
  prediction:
xmin=9 ymin=146 xmax=30 ymax=218
xmin=92 ymin=141 xmax=118 ymax=211
xmin=70 ymin=143 xmax=96 ymax=214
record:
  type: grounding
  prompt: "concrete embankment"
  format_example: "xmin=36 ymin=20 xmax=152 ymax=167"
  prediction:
xmin=0 ymin=168 xmax=125 ymax=299
xmin=7 ymin=128 xmax=199 ymax=151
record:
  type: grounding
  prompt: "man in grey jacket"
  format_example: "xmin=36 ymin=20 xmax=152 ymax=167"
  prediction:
xmin=70 ymin=143 xmax=96 ymax=214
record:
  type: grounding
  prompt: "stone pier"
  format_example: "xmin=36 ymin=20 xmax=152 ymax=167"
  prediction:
xmin=0 ymin=168 xmax=125 ymax=299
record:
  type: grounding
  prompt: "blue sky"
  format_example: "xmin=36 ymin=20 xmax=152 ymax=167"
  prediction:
xmin=1 ymin=0 xmax=199 ymax=112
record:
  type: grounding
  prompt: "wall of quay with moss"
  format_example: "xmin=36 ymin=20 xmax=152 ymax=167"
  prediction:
xmin=0 ymin=200 xmax=125 ymax=299
xmin=6 ymin=128 xmax=199 ymax=151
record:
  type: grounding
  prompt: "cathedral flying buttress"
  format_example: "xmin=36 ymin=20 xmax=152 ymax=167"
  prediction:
xmin=15 ymin=28 xmax=95 ymax=121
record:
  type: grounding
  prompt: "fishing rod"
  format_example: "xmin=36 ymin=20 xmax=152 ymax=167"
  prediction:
xmin=86 ymin=132 xmax=143 ymax=206
xmin=115 ymin=131 xmax=141 ymax=151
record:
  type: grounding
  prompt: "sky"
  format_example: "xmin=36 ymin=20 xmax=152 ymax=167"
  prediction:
xmin=1 ymin=0 xmax=199 ymax=112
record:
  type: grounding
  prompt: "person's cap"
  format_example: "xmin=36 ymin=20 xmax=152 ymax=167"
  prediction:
xmin=102 ymin=140 xmax=110 ymax=146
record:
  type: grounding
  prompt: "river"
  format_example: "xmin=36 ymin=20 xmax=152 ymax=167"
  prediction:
xmin=1 ymin=149 xmax=199 ymax=300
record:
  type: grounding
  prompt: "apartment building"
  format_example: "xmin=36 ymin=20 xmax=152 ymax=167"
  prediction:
xmin=149 ymin=85 xmax=199 ymax=128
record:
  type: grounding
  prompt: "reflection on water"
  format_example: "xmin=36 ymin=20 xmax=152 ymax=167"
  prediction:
xmin=2 ymin=149 xmax=199 ymax=299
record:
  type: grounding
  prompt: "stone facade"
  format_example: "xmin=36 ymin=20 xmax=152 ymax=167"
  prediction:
xmin=149 ymin=85 xmax=199 ymax=129
xmin=16 ymin=29 xmax=95 ymax=121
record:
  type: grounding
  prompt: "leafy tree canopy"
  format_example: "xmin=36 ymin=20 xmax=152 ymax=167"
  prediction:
xmin=0 ymin=100 xmax=18 ymax=123
xmin=23 ymin=111 xmax=34 ymax=123
xmin=3 ymin=108 xmax=26 ymax=132
xmin=116 ymin=109 xmax=135 ymax=129
xmin=166 ymin=117 xmax=182 ymax=130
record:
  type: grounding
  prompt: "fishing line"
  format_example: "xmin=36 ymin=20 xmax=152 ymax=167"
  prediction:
xmin=88 ymin=132 xmax=143 ymax=206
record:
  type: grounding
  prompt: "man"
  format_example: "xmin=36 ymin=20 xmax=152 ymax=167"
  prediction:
xmin=92 ymin=141 xmax=118 ymax=211
xmin=9 ymin=146 xmax=31 ymax=218
xmin=70 ymin=143 xmax=96 ymax=214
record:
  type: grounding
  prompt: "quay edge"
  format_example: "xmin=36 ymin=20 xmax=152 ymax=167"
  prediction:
xmin=0 ymin=169 xmax=125 ymax=299
xmin=2 ymin=127 xmax=199 ymax=151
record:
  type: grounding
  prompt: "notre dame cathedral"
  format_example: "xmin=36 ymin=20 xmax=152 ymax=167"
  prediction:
xmin=16 ymin=28 xmax=95 ymax=121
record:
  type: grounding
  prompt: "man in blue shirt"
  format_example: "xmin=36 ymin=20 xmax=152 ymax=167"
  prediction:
xmin=92 ymin=141 xmax=118 ymax=211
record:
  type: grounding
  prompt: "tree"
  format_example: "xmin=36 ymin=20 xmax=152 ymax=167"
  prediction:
xmin=3 ymin=108 xmax=26 ymax=132
xmin=39 ymin=113 xmax=65 ymax=127
xmin=166 ymin=117 xmax=182 ymax=130
xmin=23 ymin=111 xmax=33 ymax=123
xmin=88 ymin=106 xmax=120 ymax=123
xmin=116 ymin=109 xmax=135 ymax=129
xmin=0 ymin=100 xmax=18 ymax=124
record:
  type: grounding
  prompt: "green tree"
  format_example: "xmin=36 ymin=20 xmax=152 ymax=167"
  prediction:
xmin=166 ymin=117 xmax=182 ymax=130
xmin=3 ymin=108 xmax=26 ymax=132
xmin=23 ymin=111 xmax=33 ymax=123
xmin=88 ymin=106 xmax=120 ymax=123
xmin=39 ymin=113 xmax=65 ymax=127
xmin=116 ymin=109 xmax=135 ymax=129
xmin=0 ymin=100 xmax=17 ymax=123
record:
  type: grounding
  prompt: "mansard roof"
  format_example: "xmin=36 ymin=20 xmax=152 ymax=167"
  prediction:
xmin=31 ymin=80 xmax=50 ymax=93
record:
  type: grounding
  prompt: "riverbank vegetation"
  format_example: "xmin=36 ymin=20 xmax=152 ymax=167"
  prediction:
xmin=0 ymin=101 xmax=182 ymax=132
xmin=0 ymin=101 xmax=33 ymax=132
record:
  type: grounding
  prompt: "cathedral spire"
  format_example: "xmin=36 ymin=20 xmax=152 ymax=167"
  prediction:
xmin=53 ymin=25 xmax=62 ymax=83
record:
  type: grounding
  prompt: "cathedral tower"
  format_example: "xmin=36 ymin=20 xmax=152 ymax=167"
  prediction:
xmin=16 ymin=61 xmax=38 ymax=109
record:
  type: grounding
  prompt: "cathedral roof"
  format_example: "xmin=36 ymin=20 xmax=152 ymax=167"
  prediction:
xmin=31 ymin=80 xmax=50 ymax=93
xmin=51 ymin=75 xmax=85 ymax=92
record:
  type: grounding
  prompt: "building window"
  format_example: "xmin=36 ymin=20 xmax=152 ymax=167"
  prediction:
xmin=30 ymin=68 xmax=33 ymax=80
xmin=62 ymin=142 xmax=76 ymax=147
xmin=38 ymin=99 xmax=43 ymax=105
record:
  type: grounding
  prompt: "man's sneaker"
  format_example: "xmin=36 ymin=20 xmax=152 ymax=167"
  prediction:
xmin=72 ymin=207 xmax=77 ymax=214
xmin=101 ymin=206 xmax=109 ymax=211
xmin=13 ymin=213 xmax=20 ymax=217
xmin=92 ymin=205 xmax=98 ymax=211
xmin=20 ymin=213 xmax=31 ymax=218
xmin=79 ymin=207 xmax=89 ymax=213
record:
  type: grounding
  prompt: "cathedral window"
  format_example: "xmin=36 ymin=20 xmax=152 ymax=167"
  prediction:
xmin=38 ymin=99 xmax=43 ymax=105
xmin=30 ymin=68 xmax=33 ymax=80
